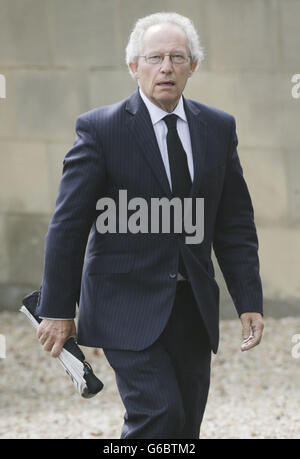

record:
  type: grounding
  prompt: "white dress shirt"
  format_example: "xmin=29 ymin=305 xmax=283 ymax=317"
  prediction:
xmin=139 ymin=88 xmax=194 ymax=188
xmin=139 ymin=88 xmax=193 ymax=282
xmin=41 ymin=89 xmax=193 ymax=319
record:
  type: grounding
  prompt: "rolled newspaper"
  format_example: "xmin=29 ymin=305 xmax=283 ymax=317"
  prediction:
xmin=20 ymin=290 xmax=104 ymax=398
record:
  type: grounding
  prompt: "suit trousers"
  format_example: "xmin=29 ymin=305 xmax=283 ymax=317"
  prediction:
xmin=103 ymin=280 xmax=212 ymax=439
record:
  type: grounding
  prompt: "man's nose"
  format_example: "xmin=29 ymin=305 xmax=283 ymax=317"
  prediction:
xmin=160 ymin=55 xmax=174 ymax=72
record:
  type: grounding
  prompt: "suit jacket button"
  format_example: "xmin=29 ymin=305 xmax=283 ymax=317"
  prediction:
xmin=169 ymin=273 xmax=177 ymax=279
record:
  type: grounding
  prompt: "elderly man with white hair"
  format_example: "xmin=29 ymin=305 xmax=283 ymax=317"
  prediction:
xmin=36 ymin=12 xmax=264 ymax=439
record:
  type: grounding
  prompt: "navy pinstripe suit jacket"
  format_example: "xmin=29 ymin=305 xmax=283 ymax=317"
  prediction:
xmin=36 ymin=89 xmax=263 ymax=354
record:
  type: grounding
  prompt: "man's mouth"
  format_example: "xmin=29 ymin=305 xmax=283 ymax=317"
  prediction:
xmin=156 ymin=81 xmax=175 ymax=86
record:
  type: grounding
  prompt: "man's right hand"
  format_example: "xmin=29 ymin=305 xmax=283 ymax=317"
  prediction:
xmin=37 ymin=319 xmax=77 ymax=358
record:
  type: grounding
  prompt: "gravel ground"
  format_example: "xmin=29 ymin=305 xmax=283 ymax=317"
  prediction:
xmin=0 ymin=311 xmax=299 ymax=439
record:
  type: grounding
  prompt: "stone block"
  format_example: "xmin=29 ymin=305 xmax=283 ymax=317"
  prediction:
xmin=2 ymin=213 xmax=50 ymax=285
xmin=279 ymin=0 xmax=300 ymax=71
xmin=89 ymin=69 xmax=137 ymax=107
xmin=229 ymin=73 xmax=286 ymax=150
xmin=0 ymin=0 xmax=51 ymax=65
xmin=185 ymin=72 xmax=286 ymax=149
xmin=12 ymin=70 xmax=89 ymax=141
xmin=215 ymin=225 xmax=300 ymax=318
xmin=50 ymin=0 xmax=119 ymax=67
xmin=206 ymin=0 xmax=280 ymax=72
xmin=257 ymin=226 xmax=300 ymax=300
xmin=0 ymin=141 xmax=53 ymax=214
xmin=184 ymin=71 xmax=242 ymax=118
xmin=282 ymin=94 xmax=300 ymax=150
xmin=240 ymin=148 xmax=289 ymax=224
xmin=285 ymin=150 xmax=300 ymax=223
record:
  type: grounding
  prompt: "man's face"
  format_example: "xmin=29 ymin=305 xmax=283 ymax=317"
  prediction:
xmin=129 ymin=23 xmax=197 ymax=112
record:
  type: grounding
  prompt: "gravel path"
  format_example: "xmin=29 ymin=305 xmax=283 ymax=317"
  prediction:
xmin=0 ymin=311 xmax=299 ymax=439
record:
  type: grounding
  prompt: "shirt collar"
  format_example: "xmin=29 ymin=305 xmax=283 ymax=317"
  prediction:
xmin=139 ymin=87 xmax=187 ymax=126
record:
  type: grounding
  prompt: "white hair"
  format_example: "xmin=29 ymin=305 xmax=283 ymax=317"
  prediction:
xmin=125 ymin=12 xmax=205 ymax=79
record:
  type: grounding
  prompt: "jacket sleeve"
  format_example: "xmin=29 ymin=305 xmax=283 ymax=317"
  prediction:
xmin=212 ymin=117 xmax=263 ymax=317
xmin=36 ymin=113 xmax=106 ymax=318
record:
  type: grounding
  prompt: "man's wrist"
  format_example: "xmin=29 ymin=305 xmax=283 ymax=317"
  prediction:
xmin=39 ymin=317 xmax=74 ymax=320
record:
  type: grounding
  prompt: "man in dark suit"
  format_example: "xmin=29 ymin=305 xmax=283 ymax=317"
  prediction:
xmin=36 ymin=12 xmax=264 ymax=438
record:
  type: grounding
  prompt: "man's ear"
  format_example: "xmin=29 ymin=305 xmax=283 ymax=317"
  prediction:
xmin=129 ymin=62 xmax=139 ymax=79
xmin=188 ymin=60 xmax=198 ymax=78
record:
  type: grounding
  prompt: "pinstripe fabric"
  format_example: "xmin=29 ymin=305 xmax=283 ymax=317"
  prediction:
xmin=36 ymin=88 xmax=263 ymax=354
xmin=103 ymin=281 xmax=211 ymax=439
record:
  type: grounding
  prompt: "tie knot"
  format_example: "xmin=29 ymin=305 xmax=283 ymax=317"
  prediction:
xmin=163 ymin=114 xmax=178 ymax=130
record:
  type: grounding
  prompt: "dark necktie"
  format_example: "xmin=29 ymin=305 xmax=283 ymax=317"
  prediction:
xmin=163 ymin=114 xmax=192 ymax=279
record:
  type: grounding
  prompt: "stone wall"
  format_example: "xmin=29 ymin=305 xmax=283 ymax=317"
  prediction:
xmin=0 ymin=0 xmax=299 ymax=316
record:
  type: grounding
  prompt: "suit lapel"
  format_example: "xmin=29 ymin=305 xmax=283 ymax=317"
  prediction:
xmin=125 ymin=90 xmax=208 ymax=200
xmin=125 ymin=89 xmax=172 ymax=198
xmin=183 ymin=96 xmax=207 ymax=199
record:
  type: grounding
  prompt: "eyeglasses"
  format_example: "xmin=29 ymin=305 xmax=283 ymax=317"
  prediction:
xmin=139 ymin=53 xmax=191 ymax=65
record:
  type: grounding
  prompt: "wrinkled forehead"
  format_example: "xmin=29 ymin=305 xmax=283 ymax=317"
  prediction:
xmin=141 ymin=23 xmax=189 ymax=54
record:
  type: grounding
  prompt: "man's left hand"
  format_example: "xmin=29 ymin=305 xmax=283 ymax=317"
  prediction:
xmin=240 ymin=312 xmax=264 ymax=351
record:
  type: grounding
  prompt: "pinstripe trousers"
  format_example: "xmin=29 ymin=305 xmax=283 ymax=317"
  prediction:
xmin=103 ymin=281 xmax=212 ymax=439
